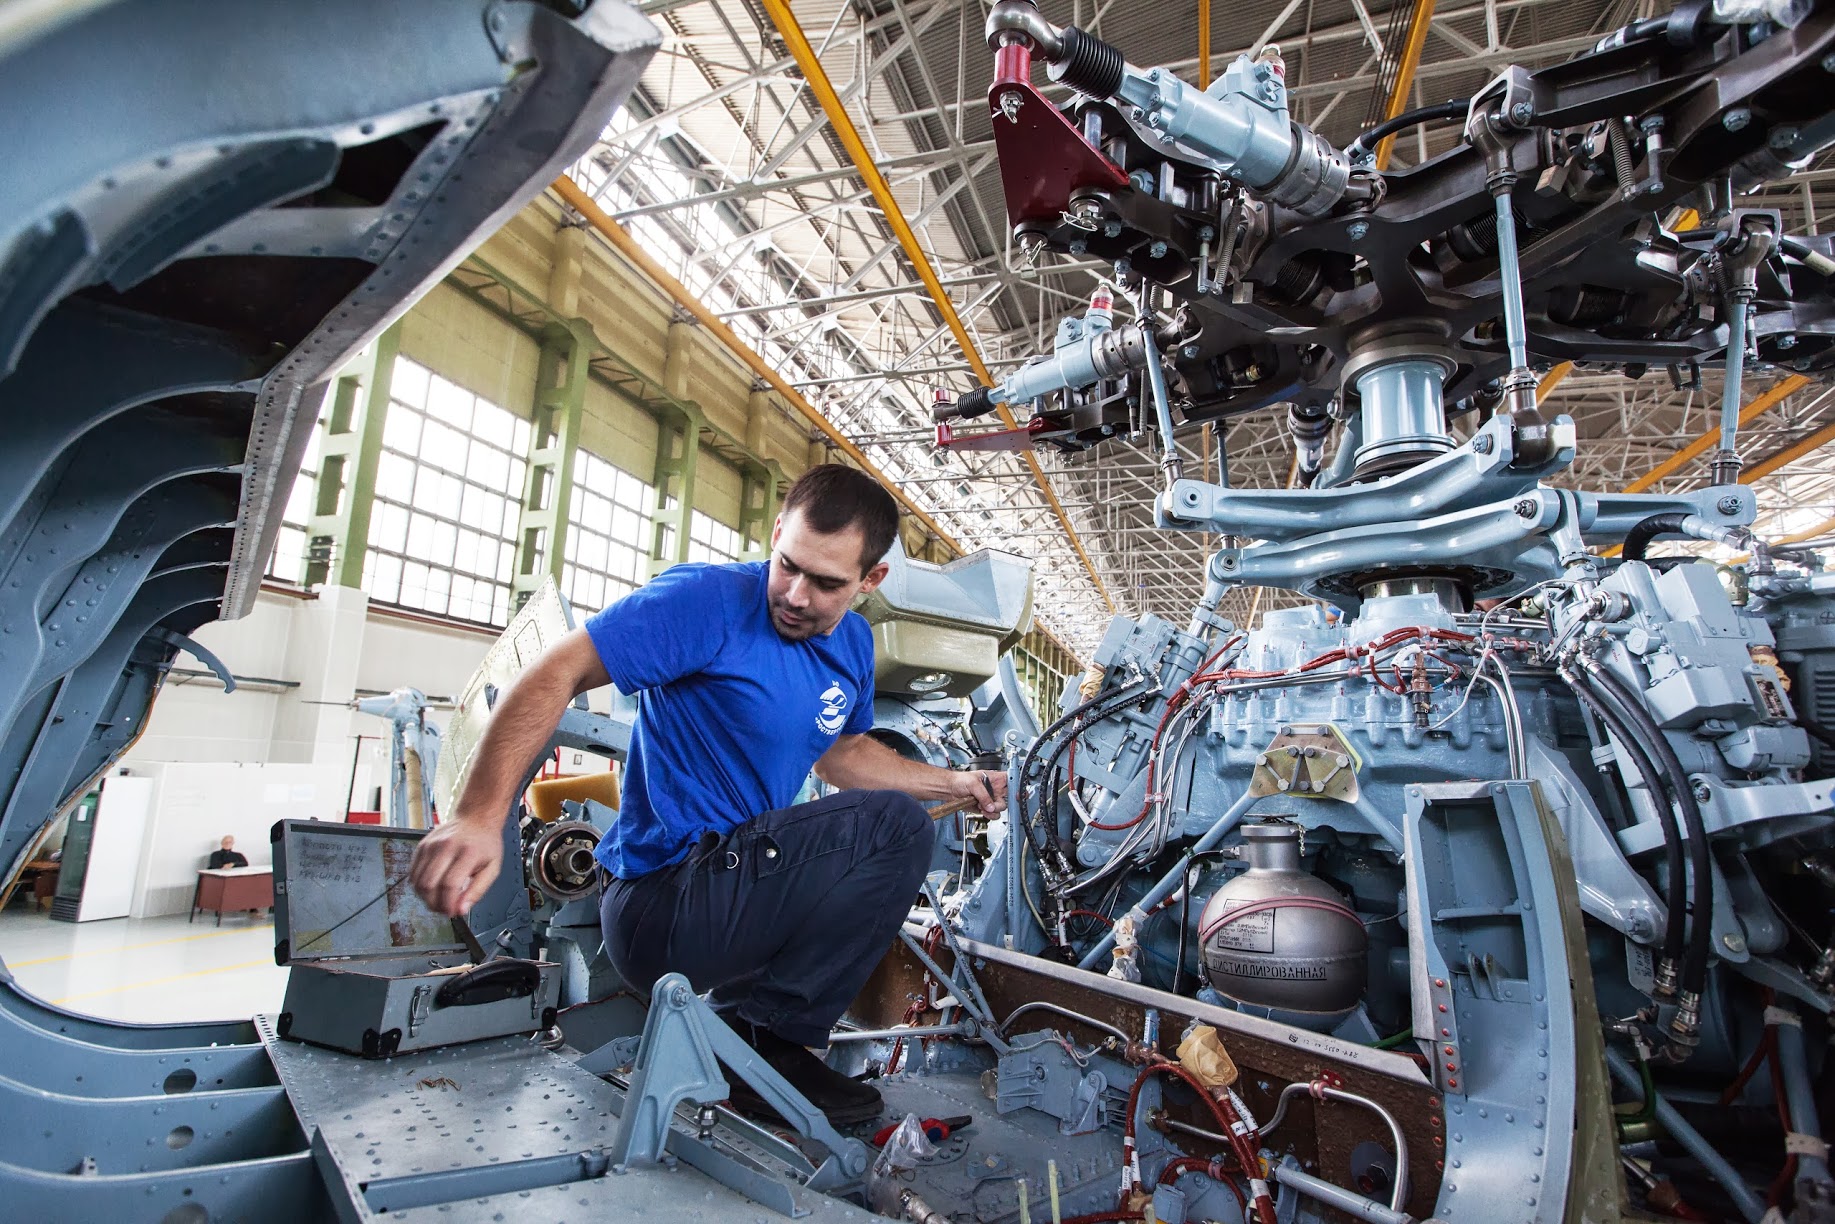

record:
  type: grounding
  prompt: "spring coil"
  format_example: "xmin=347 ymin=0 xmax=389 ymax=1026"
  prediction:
xmin=1048 ymin=26 xmax=1125 ymax=98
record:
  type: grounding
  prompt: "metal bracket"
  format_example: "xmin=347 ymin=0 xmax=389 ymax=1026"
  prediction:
xmin=605 ymin=974 xmax=871 ymax=1181
xmin=153 ymin=627 xmax=236 ymax=693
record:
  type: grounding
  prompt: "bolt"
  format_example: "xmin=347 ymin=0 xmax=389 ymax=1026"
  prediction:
xmin=1723 ymin=108 xmax=1751 ymax=132
xmin=1779 ymin=334 xmax=1797 ymax=349
xmin=1070 ymin=239 xmax=1088 ymax=255
xmin=1181 ymin=344 xmax=1201 ymax=359
xmin=1717 ymin=494 xmax=1743 ymax=516
xmin=1693 ymin=782 xmax=1712 ymax=803
xmin=1200 ymin=226 xmax=1216 ymax=242
xmin=1825 ymin=51 xmax=1835 ymax=73
xmin=1770 ymin=126 xmax=1802 ymax=151
xmin=1514 ymin=498 xmax=1538 ymax=518
xmin=1640 ymin=116 xmax=1665 ymax=135
xmin=1347 ymin=219 xmax=1369 ymax=242
xmin=1149 ymin=241 xmax=1169 ymax=258
xmin=1472 ymin=435 xmax=1493 ymax=455
xmin=1723 ymin=932 xmax=1747 ymax=953
xmin=1510 ymin=100 xmax=1534 ymax=126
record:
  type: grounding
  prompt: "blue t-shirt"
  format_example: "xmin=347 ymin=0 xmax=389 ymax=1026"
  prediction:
xmin=585 ymin=560 xmax=876 ymax=879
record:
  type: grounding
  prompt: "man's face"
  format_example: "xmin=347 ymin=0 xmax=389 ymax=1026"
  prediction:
xmin=221 ymin=837 xmax=234 ymax=850
xmin=766 ymin=511 xmax=889 ymax=641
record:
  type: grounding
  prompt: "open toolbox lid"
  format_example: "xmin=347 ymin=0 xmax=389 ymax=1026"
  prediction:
xmin=270 ymin=820 xmax=466 ymax=965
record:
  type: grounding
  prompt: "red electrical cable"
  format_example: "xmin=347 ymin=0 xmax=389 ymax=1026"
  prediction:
xmin=1121 ymin=1060 xmax=1276 ymax=1224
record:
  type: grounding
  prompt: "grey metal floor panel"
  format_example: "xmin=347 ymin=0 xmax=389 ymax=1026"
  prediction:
xmin=258 ymin=1013 xmax=889 ymax=1221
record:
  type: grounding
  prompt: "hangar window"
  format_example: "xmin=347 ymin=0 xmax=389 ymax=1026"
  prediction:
xmin=561 ymin=449 xmax=655 ymax=616
xmin=266 ymin=399 xmax=327 ymax=584
xmin=362 ymin=357 xmax=529 ymax=626
xmin=687 ymin=511 xmax=742 ymax=564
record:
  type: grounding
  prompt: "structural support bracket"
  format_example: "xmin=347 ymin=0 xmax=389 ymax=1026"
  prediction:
xmin=606 ymin=973 xmax=871 ymax=1185
xmin=305 ymin=321 xmax=400 ymax=589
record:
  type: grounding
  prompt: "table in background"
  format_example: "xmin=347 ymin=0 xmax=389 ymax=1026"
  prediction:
xmin=191 ymin=867 xmax=274 ymax=925
xmin=0 ymin=859 xmax=59 ymax=912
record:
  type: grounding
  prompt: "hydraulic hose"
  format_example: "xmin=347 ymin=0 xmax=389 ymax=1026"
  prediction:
xmin=1018 ymin=676 xmax=1155 ymax=880
xmin=1621 ymin=512 xmax=1693 ymax=562
xmin=1346 ymin=98 xmax=1471 ymax=162
xmin=1581 ymin=656 xmax=1714 ymax=997
xmin=1562 ymin=666 xmax=1687 ymax=972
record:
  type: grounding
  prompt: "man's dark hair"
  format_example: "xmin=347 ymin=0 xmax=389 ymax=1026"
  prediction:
xmin=781 ymin=463 xmax=899 ymax=573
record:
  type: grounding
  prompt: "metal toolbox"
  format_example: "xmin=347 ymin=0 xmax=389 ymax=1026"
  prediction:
xmin=271 ymin=820 xmax=560 ymax=1058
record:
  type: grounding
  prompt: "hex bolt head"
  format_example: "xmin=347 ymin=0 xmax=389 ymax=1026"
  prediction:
xmin=1149 ymin=240 xmax=1168 ymax=258
xmin=1181 ymin=344 xmax=1201 ymax=359
xmin=1693 ymin=782 xmax=1712 ymax=802
xmin=1472 ymin=435 xmax=1493 ymax=455
xmin=1510 ymin=100 xmax=1534 ymax=125
xmin=1723 ymin=108 xmax=1751 ymax=132
xmin=1514 ymin=498 xmax=1538 ymax=518
xmin=1347 ymin=219 xmax=1370 ymax=241
xmin=1103 ymin=220 xmax=1122 ymax=237
xmin=1717 ymin=494 xmax=1743 ymax=516
xmin=1771 ymin=126 xmax=1801 ymax=151
xmin=1824 ymin=51 xmax=1835 ymax=72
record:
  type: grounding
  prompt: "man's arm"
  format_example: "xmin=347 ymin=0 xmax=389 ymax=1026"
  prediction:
xmin=812 ymin=734 xmax=1006 ymax=817
xmin=409 ymin=628 xmax=609 ymax=917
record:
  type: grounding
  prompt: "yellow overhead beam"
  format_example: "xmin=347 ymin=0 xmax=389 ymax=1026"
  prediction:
xmin=1373 ymin=0 xmax=1437 ymax=172
xmin=551 ymin=175 xmax=1086 ymax=663
xmin=1742 ymin=418 xmax=1835 ymax=485
xmin=1622 ymin=375 xmax=1809 ymax=495
xmin=758 ymin=0 xmax=1115 ymax=614
xmin=1537 ymin=362 xmax=1573 ymax=400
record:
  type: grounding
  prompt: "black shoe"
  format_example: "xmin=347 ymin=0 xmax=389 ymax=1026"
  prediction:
xmin=721 ymin=1024 xmax=884 ymax=1129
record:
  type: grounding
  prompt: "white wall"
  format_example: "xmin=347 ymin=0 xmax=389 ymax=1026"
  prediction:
xmin=126 ymin=761 xmax=354 ymax=918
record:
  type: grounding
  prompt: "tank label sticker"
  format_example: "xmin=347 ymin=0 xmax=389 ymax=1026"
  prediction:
xmin=1214 ymin=957 xmax=1328 ymax=981
xmin=1212 ymin=908 xmax=1276 ymax=952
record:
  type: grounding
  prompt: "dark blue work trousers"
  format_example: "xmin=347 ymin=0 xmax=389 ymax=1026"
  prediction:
xmin=598 ymin=788 xmax=932 ymax=1046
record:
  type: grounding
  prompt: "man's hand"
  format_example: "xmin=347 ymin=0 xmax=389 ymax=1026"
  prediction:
xmin=957 ymin=768 xmax=1007 ymax=816
xmin=409 ymin=820 xmax=504 ymax=917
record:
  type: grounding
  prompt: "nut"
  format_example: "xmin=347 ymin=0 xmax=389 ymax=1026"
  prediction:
xmin=1347 ymin=219 xmax=1369 ymax=241
xmin=1723 ymin=108 xmax=1751 ymax=132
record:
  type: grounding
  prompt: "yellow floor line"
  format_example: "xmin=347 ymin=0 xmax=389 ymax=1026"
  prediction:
xmin=50 ymin=957 xmax=281 ymax=1006
xmin=7 ymin=922 xmax=273 ymax=968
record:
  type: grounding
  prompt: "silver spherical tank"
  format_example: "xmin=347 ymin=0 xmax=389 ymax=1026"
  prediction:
xmin=1197 ymin=823 xmax=1368 ymax=1029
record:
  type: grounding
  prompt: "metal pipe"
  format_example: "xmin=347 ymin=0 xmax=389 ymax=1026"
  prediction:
xmin=1492 ymin=190 xmax=1530 ymax=371
xmin=1076 ymin=789 xmax=1264 ymax=969
xmin=828 ymin=1023 xmax=967 ymax=1044
xmin=1272 ymin=1161 xmax=1416 ymax=1224
xmin=1716 ymin=296 xmax=1749 ymax=482
xmin=1605 ymin=1047 xmax=1766 ymax=1223
xmin=1775 ymin=1014 xmax=1831 ymax=1185
xmin=1141 ymin=324 xmax=1184 ymax=488
xmin=998 ymin=1000 xmax=1130 ymax=1044
xmin=1257 ymin=1082 xmax=1410 ymax=1213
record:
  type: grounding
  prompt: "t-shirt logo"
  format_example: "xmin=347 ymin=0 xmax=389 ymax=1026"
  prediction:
xmin=816 ymin=682 xmax=849 ymax=735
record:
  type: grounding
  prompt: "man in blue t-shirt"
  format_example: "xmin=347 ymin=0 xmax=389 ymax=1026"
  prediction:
xmin=410 ymin=465 xmax=1006 ymax=1126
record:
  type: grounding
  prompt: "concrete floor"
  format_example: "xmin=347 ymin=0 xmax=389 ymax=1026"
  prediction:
xmin=0 ymin=908 xmax=288 ymax=1024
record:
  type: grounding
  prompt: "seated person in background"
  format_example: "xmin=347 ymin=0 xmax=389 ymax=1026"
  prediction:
xmin=206 ymin=835 xmax=248 ymax=870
